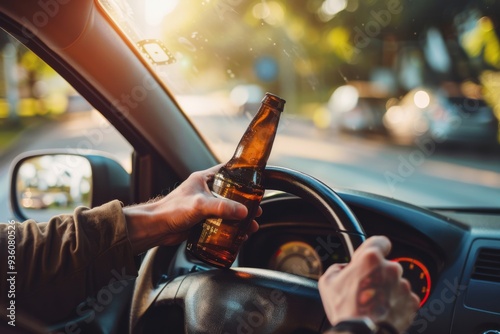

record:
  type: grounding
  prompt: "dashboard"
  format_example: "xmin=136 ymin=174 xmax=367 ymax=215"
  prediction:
xmin=238 ymin=193 xmax=441 ymax=308
xmin=240 ymin=223 xmax=436 ymax=306
xmin=175 ymin=189 xmax=500 ymax=333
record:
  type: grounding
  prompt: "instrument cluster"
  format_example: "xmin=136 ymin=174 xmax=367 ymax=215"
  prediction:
xmin=240 ymin=224 xmax=435 ymax=307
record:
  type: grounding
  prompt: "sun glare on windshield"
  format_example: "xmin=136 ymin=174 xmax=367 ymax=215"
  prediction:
xmin=99 ymin=0 xmax=500 ymax=208
xmin=144 ymin=0 xmax=179 ymax=26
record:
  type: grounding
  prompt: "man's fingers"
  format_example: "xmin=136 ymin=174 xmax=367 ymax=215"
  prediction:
xmin=320 ymin=263 xmax=348 ymax=282
xmin=255 ymin=206 xmax=263 ymax=217
xmin=204 ymin=164 xmax=224 ymax=175
xmin=353 ymin=235 xmax=392 ymax=261
xmin=242 ymin=221 xmax=259 ymax=241
xmin=192 ymin=164 xmax=224 ymax=184
xmin=384 ymin=261 xmax=403 ymax=282
xmin=248 ymin=220 xmax=259 ymax=235
xmin=205 ymin=196 xmax=248 ymax=220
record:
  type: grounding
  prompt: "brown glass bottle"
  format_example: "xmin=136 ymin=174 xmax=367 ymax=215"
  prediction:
xmin=186 ymin=93 xmax=285 ymax=268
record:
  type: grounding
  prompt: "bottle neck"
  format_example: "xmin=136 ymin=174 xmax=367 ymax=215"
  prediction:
xmin=226 ymin=104 xmax=281 ymax=170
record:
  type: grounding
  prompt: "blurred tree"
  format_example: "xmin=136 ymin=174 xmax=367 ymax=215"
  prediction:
xmin=159 ymin=0 xmax=500 ymax=115
xmin=1 ymin=33 xmax=19 ymax=125
xmin=19 ymin=49 xmax=58 ymax=115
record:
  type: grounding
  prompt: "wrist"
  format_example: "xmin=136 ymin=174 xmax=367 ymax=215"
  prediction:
xmin=123 ymin=202 xmax=157 ymax=254
xmin=328 ymin=317 xmax=398 ymax=334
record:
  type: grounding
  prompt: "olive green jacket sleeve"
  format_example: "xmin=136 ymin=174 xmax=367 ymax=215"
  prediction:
xmin=0 ymin=200 xmax=138 ymax=323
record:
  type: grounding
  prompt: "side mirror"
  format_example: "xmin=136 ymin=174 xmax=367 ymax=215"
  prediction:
xmin=10 ymin=151 xmax=130 ymax=222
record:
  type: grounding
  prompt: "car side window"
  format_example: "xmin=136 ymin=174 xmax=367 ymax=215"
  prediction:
xmin=0 ymin=31 xmax=133 ymax=221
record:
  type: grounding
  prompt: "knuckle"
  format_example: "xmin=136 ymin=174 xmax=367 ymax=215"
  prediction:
xmin=190 ymin=170 xmax=204 ymax=180
xmin=385 ymin=261 xmax=402 ymax=279
xmin=399 ymin=277 xmax=413 ymax=294
xmin=360 ymin=248 xmax=383 ymax=266
xmin=192 ymin=193 xmax=206 ymax=209
xmin=214 ymin=200 xmax=226 ymax=216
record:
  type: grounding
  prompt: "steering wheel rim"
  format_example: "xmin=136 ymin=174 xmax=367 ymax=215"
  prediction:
xmin=130 ymin=166 xmax=367 ymax=333
xmin=263 ymin=165 xmax=366 ymax=255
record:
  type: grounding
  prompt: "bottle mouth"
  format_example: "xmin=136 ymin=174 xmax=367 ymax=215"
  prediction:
xmin=262 ymin=93 xmax=286 ymax=112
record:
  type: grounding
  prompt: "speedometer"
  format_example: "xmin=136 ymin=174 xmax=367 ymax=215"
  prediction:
xmin=393 ymin=257 xmax=431 ymax=306
xmin=268 ymin=241 xmax=323 ymax=279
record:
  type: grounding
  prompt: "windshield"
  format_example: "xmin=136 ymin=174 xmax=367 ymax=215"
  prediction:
xmin=99 ymin=0 xmax=500 ymax=208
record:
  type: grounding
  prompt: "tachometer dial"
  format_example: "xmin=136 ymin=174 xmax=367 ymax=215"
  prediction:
xmin=268 ymin=241 xmax=323 ymax=279
xmin=393 ymin=257 xmax=431 ymax=306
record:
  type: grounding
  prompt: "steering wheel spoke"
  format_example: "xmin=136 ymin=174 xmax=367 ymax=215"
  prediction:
xmin=146 ymin=268 xmax=325 ymax=333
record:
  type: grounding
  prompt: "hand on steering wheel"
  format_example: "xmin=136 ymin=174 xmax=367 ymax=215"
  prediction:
xmin=319 ymin=235 xmax=420 ymax=333
xmin=131 ymin=166 xmax=367 ymax=333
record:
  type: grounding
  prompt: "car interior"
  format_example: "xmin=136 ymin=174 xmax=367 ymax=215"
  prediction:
xmin=1 ymin=0 xmax=500 ymax=333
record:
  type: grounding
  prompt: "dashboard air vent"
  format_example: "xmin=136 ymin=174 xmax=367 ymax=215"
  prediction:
xmin=472 ymin=248 xmax=500 ymax=283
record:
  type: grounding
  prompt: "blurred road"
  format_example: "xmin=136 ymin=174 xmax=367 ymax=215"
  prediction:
xmin=195 ymin=113 xmax=500 ymax=208
xmin=1 ymin=110 xmax=499 ymax=222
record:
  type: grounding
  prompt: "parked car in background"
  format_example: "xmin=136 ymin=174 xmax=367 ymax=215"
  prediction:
xmin=230 ymin=84 xmax=266 ymax=116
xmin=383 ymin=86 xmax=499 ymax=147
xmin=326 ymin=81 xmax=390 ymax=135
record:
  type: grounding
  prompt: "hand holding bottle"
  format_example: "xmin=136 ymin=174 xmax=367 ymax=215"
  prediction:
xmin=186 ymin=93 xmax=285 ymax=268
xmin=124 ymin=165 xmax=260 ymax=255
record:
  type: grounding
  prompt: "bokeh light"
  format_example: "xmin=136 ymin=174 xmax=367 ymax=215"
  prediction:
xmin=414 ymin=90 xmax=430 ymax=109
xmin=252 ymin=1 xmax=285 ymax=26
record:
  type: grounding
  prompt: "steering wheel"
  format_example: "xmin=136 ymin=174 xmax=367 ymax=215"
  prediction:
xmin=130 ymin=166 xmax=367 ymax=333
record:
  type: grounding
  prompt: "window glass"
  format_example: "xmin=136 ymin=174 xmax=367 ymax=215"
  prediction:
xmin=106 ymin=1 xmax=500 ymax=207
xmin=0 ymin=31 xmax=133 ymax=220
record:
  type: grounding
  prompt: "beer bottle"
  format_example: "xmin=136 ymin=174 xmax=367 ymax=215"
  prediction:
xmin=186 ymin=93 xmax=285 ymax=268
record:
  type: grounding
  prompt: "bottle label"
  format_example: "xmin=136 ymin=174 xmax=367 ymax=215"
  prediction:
xmin=205 ymin=217 xmax=222 ymax=227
